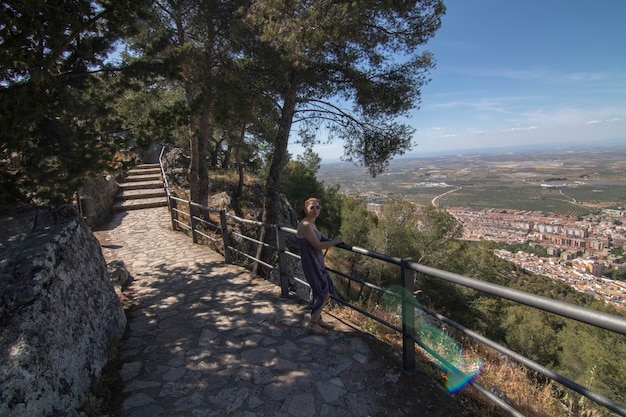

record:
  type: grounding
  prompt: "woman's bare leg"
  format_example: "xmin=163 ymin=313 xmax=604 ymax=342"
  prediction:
xmin=311 ymin=294 xmax=333 ymax=327
xmin=310 ymin=295 xmax=327 ymax=323
xmin=310 ymin=294 xmax=330 ymax=334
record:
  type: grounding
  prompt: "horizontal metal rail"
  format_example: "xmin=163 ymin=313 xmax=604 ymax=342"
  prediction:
xmin=470 ymin=382 xmax=525 ymax=417
xmin=328 ymin=265 xmax=402 ymax=301
xmin=411 ymin=262 xmax=626 ymax=336
xmin=225 ymin=212 xmax=275 ymax=228
xmin=287 ymin=273 xmax=308 ymax=288
xmin=191 ymin=218 xmax=221 ymax=244
xmin=335 ymin=241 xmax=626 ymax=337
xmin=229 ymin=246 xmax=275 ymax=270
xmin=192 ymin=227 xmax=219 ymax=244
xmin=231 ymin=230 xmax=270 ymax=248
xmin=283 ymin=249 xmax=300 ymax=260
xmin=172 ymin=218 xmax=191 ymax=231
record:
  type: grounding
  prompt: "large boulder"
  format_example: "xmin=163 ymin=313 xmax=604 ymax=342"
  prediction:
xmin=0 ymin=204 xmax=126 ymax=417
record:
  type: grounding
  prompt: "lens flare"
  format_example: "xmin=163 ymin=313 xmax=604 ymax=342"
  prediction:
xmin=384 ymin=285 xmax=482 ymax=392
xmin=418 ymin=322 xmax=483 ymax=392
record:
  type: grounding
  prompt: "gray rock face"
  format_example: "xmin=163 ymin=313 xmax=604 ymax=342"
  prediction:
xmin=0 ymin=205 xmax=127 ymax=417
xmin=78 ymin=174 xmax=118 ymax=228
xmin=161 ymin=147 xmax=190 ymax=189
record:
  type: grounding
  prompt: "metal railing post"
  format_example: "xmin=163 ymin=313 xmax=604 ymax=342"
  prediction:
xmin=169 ymin=196 xmax=177 ymax=230
xmin=171 ymin=197 xmax=179 ymax=230
xmin=220 ymin=210 xmax=232 ymax=264
xmin=188 ymin=200 xmax=198 ymax=243
xmin=401 ymin=257 xmax=416 ymax=374
xmin=159 ymin=144 xmax=176 ymax=231
xmin=276 ymin=225 xmax=289 ymax=297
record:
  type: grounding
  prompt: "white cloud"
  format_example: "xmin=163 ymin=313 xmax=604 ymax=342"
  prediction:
xmin=508 ymin=126 xmax=538 ymax=131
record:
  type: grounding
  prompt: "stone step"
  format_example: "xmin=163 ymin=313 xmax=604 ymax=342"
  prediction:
xmin=112 ymin=197 xmax=168 ymax=211
xmin=117 ymin=180 xmax=164 ymax=191
xmin=123 ymin=173 xmax=162 ymax=183
xmin=116 ymin=189 xmax=166 ymax=201
xmin=127 ymin=167 xmax=161 ymax=176
xmin=113 ymin=164 xmax=167 ymax=212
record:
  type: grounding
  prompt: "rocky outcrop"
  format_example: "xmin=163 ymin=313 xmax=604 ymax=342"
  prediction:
xmin=160 ymin=147 xmax=190 ymax=190
xmin=0 ymin=204 xmax=126 ymax=417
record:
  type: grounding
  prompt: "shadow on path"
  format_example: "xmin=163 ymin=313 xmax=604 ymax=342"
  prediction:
xmin=94 ymin=207 xmax=472 ymax=417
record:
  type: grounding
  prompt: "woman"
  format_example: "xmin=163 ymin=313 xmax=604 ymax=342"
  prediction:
xmin=297 ymin=197 xmax=344 ymax=335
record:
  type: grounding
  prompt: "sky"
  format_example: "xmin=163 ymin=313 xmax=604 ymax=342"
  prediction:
xmin=290 ymin=0 xmax=626 ymax=161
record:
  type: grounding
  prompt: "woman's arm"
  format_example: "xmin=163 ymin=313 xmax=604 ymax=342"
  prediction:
xmin=300 ymin=222 xmax=343 ymax=250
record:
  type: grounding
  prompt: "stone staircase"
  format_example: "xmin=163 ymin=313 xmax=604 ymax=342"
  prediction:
xmin=112 ymin=164 xmax=168 ymax=211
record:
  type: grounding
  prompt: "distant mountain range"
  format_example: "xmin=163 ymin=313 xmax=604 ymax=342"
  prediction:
xmin=404 ymin=137 xmax=625 ymax=159
xmin=320 ymin=137 xmax=625 ymax=165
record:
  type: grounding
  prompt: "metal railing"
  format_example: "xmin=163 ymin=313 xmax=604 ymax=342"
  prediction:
xmin=157 ymin=149 xmax=626 ymax=416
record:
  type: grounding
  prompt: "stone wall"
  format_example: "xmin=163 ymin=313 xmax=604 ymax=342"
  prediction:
xmin=77 ymin=174 xmax=118 ymax=228
xmin=0 ymin=205 xmax=126 ymax=417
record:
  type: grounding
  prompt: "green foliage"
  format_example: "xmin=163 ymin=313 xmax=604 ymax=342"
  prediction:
xmin=280 ymin=154 xmax=342 ymax=237
xmin=495 ymin=242 xmax=550 ymax=257
xmin=369 ymin=197 xmax=421 ymax=259
xmin=297 ymin=148 xmax=321 ymax=174
xmin=338 ymin=195 xmax=378 ymax=271
xmin=365 ymin=197 xmax=418 ymax=285
xmin=361 ymin=198 xmax=470 ymax=316
xmin=614 ymin=267 xmax=626 ymax=281
xmin=414 ymin=204 xmax=464 ymax=265
xmin=340 ymin=195 xmax=377 ymax=249
xmin=111 ymin=77 xmax=191 ymax=149
xmin=123 ymin=0 xmax=271 ymax=205
xmin=604 ymin=266 xmax=626 ymax=281
xmin=319 ymin=184 xmax=343 ymax=239
xmin=468 ymin=296 xmax=508 ymax=341
xmin=0 ymin=0 xmax=151 ymax=204
xmin=503 ymin=306 xmax=561 ymax=366
xmin=557 ymin=321 xmax=626 ymax=406
xmin=281 ymin=160 xmax=324 ymax=216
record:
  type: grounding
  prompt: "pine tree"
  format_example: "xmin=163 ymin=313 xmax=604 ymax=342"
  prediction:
xmin=0 ymin=0 xmax=151 ymax=204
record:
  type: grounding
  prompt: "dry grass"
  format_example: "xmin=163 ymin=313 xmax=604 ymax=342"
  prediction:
xmin=326 ymin=296 xmax=600 ymax=417
xmin=471 ymin=348 xmax=564 ymax=417
xmin=208 ymin=168 xmax=258 ymax=185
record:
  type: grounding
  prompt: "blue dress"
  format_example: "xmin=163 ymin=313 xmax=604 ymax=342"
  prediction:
xmin=298 ymin=229 xmax=335 ymax=314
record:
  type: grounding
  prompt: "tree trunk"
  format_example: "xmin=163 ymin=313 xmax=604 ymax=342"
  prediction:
xmin=188 ymin=107 xmax=210 ymax=208
xmin=209 ymin=137 xmax=222 ymax=168
xmin=235 ymin=122 xmax=246 ymax=198
xmin=254 ymin=70 xmax=298 ymax=273
xmin=221 ymin=141 xmax=231 ymax=169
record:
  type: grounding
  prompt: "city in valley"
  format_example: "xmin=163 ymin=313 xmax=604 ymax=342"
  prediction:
xmin=447 ymin=206 xmax=626 ymax=310
xmin=317 ymin=144 xmax=626 ymax=310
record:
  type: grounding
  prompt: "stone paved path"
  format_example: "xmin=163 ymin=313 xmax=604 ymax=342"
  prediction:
xmin=93 ymin=207 xmax=471 ymax=417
